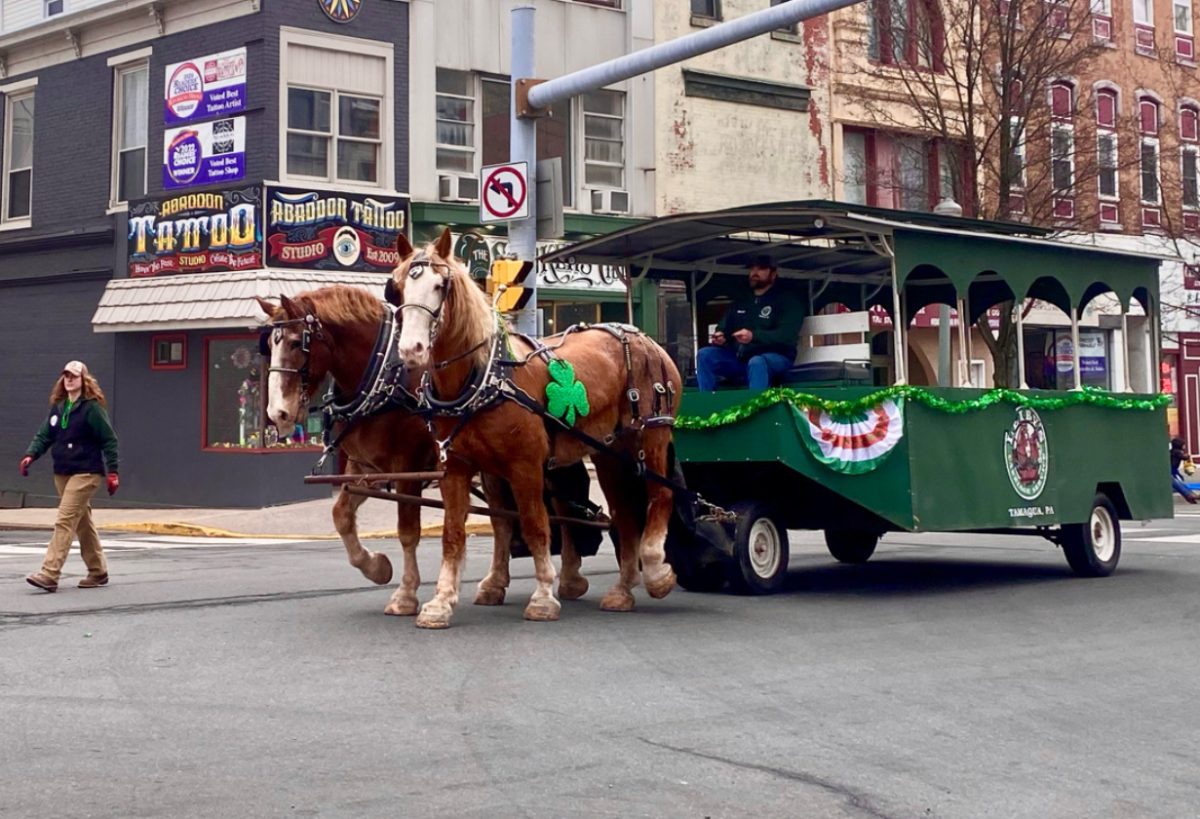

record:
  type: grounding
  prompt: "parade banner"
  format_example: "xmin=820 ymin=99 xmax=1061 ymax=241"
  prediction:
xmin=164 ymin=48 xmax=247 ymax=126
xmin=163 ymin=117 xmax=246 ymax=190
xmin=265 ymin=187 xmax=409 ymax=273
xmin=127 ymin=186 xmax=263 ymax=277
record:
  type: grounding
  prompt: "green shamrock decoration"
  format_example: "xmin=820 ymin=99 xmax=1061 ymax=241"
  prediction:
xmin=545 ymin=358 xmax=590 ymax=426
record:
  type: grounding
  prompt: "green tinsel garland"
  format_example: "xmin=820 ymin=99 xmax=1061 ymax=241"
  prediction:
xmin=675 ymin=385 xmax=1172 ymax=430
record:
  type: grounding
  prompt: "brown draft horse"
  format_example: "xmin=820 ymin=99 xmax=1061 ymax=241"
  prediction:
xmin=256 ymin=286 xmax=520 ymax=616
xmin=389 ymin=229 xmax=682 ymax=629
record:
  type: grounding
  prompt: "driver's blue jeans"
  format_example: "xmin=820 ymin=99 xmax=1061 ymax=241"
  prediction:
xmin=696 ymin=346 xmax=791 ymax=391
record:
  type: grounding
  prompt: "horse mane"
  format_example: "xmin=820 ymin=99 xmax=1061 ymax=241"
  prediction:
xmin=300 ymin=285 xmax=385 ymax=328
xmin=439 ymin=254 xmax=496 ymax=370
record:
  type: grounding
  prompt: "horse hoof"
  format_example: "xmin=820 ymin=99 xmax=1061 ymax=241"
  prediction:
xmin=473 ymin=586 xmax=507 ymax=606
xmin=384 ymin=597 xmax=418 ymax=616
xmin=600 ymin=589 xmax=636 ymax=612
xmin=523 ymin=598 xmax=561 ymax=622
xmin=415 ymin=605 xmax=452 ymax=629
xmin=558 ymin=576 xmax=589 ymax=600
xmin=364 ymin=553 xmax=394 ymax=586
xmin=644 ymin=566 xmax=677 ymax=599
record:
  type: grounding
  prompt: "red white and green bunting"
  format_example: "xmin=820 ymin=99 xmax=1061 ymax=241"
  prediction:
xmin=793 ymin=398 xmax=904 ymax=475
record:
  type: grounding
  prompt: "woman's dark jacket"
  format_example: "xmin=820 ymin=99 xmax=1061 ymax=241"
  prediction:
xmin=25 ymin=397 xmax=119 ymax=476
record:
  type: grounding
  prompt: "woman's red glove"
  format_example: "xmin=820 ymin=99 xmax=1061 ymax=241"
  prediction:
xmin=19 ymin=456 xmax=32 ymax=477
xmin=107 ymin=473 xmax=120 ymax=495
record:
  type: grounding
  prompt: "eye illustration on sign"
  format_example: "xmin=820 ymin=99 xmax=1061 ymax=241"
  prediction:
xmin=320 ymin=0 xmax=363 ymax=22
xmin=333 ymin=226 xmax=362 ymax=267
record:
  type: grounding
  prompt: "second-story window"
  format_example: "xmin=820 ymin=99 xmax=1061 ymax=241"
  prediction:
xmin=691 ymin=0 xmax=721 ymax=21
xmin=480 ymin=76 xmax=574 ymax=207
xmin=1092 ymin=0 xmax=1114 ymax=42
xmin=582 ymin=89 xmax=624 ymax=189
xmin=1050 ymin=82 xmax=1075 ymax=195
xmin=435 ymin=69 xmax=475 ymax=175
xmin=112 ymin=62 xmax=148 ymax=205
xmin=44 ymin=0 xmax=63 ymax=17
xmin=771 ymin=0 xmax=798 ymax=34
xmin=4 ymin=91 xmax=35 ymax=222
xmin=1134 ymin=0 xmax=1156 ymax=54
xmin=1175 ymin=0 xmax=1195 ymax=59
xmin=1139 ymin=96 xmax=1162 ymax=205
xmin=287 ymin=88 xmax=382 ymax=184
xmin=1095 ymin=87 xmax=1119 ymax=202
xmin=1181 ymin=105 xmax=1199 ymax=208
xmin=868 ymin=0 xmax=944 ymax=71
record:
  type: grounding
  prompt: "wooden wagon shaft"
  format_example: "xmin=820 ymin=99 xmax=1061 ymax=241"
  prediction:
xmin=343 ymin=485 xmax=612 ymax=530
xmin=304 ymin=471 xmax=446 ymax=486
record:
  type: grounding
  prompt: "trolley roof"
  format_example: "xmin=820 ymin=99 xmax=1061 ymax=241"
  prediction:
xmin=540 ymin=201 xmax=1168 ymax=320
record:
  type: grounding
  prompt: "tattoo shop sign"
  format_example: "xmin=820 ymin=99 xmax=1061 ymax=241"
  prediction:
xmin=163 ymin=117 xmax=246 ymax=190
xmin=452 ymin=233 xmax=627 ymax=293
xmin=266 ymin=187 xmax=410 ymax=273
xmin=164 ymin=47 xmax=247 ymax=126
xmin=127 ymin=186 xmax=263 ymax=277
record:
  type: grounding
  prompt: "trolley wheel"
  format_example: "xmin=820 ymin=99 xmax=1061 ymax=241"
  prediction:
xmin=1061 ymin=493 xmax=1121 ymax=577
xmin=824 ymin=529 xmax=879 ymax=564
xmin=727 ymin=501 xmax=789 ymax=595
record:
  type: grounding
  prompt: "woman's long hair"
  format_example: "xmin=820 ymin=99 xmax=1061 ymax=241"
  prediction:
xmin=48 ymin=372 xmax=107 ymax=407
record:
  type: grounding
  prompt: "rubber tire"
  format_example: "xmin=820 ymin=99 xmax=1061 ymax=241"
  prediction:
xmin=1061 ymin=493 xmax=1122 ymax=577
xmin=727 ymin=501 xmax=789 ymax=595
xmin=824 ymin=529 xmax=879 ymax=564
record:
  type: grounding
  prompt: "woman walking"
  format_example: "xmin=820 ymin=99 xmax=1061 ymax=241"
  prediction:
xmin=19 ymin=361 xmax=120 ymax=592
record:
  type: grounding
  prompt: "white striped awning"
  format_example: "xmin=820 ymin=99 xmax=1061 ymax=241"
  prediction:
xmin=91 ymin=269 xmax=390 ymax=332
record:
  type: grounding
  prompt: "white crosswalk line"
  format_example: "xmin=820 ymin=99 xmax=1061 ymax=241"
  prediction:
xmin=0 ymin=535 xmax=306 ymax=557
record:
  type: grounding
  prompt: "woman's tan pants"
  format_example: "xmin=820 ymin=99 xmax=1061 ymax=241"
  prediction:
xmin=40 ymin=473 xmax=106 ymax=581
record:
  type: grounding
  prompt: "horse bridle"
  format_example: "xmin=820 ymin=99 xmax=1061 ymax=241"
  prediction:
xmin=398 ymin=252 xmax=452 ymax=346
xmin=260 ymin=313 xmax=328 ymax=404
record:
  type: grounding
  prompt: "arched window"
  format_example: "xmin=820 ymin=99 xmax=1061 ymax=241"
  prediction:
xmin=1095 ymin=87 xmax=1120 ymax=222
xmin=1181 ymin=104 xmax=1199 ymax=210
xmin=1050 ymin=82 xmax=1075 ymax=199
xmin=1139 ymin=95 xmax=1162 ymax=215
xmin=868 ymin=0 xmax=945 ymax=71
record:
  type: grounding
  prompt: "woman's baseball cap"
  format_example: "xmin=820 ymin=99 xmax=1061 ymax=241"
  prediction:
xmin=62 ymin=360 xmax=88 ymax=378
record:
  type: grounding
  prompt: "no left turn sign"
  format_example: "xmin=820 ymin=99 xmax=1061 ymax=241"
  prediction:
xmin=480 ymin=162 xmax=529 ymax=223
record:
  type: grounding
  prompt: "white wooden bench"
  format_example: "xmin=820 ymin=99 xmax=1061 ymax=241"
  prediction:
xmin=795 ymin=310 xmax=872 ymax=364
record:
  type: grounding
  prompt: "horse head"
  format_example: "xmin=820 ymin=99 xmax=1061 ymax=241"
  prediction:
xmin=391 ymin=228 xmax=458 ymax=370
xmin=255 ymin=293 xmax=331 ymax=436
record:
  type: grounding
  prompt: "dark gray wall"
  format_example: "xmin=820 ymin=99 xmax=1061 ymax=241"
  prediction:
xmin=112 ymin=331 xmax=329 ymax=508
xmin=0 ymin=0 xmax=409 ymax=507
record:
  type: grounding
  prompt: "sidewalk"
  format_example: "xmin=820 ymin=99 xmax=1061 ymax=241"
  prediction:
xmin=0 ymin=486 xmax=493 ymax=540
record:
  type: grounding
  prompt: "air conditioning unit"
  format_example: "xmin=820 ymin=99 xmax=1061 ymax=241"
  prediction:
xmin=438 ymin=174 xmax=479 ymax=203
xmin=591 ymin=188 xmax=630 ymax=215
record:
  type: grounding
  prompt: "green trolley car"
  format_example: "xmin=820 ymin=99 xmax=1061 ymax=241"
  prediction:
xmin=543 ymin=202 xmax=1173 ymax=594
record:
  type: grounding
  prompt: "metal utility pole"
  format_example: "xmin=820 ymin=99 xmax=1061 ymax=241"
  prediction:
xmin=507 ymin=0 xmax=864 ymax=336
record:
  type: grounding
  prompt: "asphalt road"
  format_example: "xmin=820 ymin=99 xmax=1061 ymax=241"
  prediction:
xmin=2 ymin=511 xmax=1199 ymax=818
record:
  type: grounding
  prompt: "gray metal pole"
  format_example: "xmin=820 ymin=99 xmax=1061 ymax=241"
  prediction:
xmin=510 ymin=5 xmax=539 ymax=336
xmin=938 ymin=304 xmax=952 ymax=387
xmin=527 ymin=0 xmax=863 ymax=110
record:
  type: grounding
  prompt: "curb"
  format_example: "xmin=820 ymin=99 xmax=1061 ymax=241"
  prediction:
xmin=0 ymin=521 xmax=495 ymax=540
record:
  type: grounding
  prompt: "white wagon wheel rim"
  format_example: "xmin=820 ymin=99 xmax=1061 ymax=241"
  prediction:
xmin=1090 ymin=505 xmax=1116 ymax=563
xmin=747 ymin=518 xmax=782 ymax=578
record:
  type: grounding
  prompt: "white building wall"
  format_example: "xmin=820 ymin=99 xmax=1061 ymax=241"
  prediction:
xmin=2 ymin=0 xmax=124 ymax=34
xmin=409 ymin=0 xmax=653 ymax=216
xmin=653 ymin=0 xmax=831 ymax=214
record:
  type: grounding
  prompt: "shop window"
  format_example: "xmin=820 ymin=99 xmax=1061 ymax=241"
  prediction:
xmin=583 ymin=89 xmax=625 ymax=189
xmin=151 ymin=334 xmax=186 ymax=370
xmin=3 ymin=88 xmax=34 ymax=224
xmin=112 ymin=61 xmax=148 ymax=206
xmin=1025 ymin=329 xmax=1111 ymax=390
xmin=480 ymin=76 xmax=574 ymax=207
xmin=203 ymin=336 xmax=322 ymax=451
